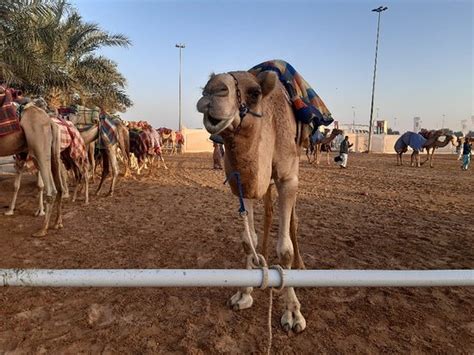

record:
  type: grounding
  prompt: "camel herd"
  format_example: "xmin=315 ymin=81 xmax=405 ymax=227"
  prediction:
xmin=0 ymin=88 xmax=182 ymax=236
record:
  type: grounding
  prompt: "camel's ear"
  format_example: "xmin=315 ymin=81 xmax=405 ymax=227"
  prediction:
xmin=257 ymin=71 xmax=277 ymax=97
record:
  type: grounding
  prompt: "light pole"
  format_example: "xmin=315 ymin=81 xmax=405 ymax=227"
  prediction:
xmin=368 ymin=5 xmax=388 ymax=152
xmin=352 ymin=106 xmax=356 ymax=132
xmin=175 ymin=43 xmax=185 ymax=131
xmin=442 ymin=114 xmax=445 ymax=129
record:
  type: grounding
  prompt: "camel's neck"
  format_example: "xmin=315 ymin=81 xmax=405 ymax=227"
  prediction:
xmin=436 ymin=137 xmax=452 ymax=148
xmin=223 ymin=83 xmax=294 ymax=199
xmin=323 ymin=133 xmax=338 ymax=144
xmin=81 ymin=125 xmax=99 ymax=145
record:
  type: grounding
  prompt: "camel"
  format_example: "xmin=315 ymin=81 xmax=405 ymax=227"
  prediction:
xmin=69 ymin=114 xmax=130 ymax=196
xmin=6 ymin=97 xmax=92 ymax=217
xmin=419 ymin=130 xmax=457 ymax=168
xmin=0 ymin=90 xmax=63 ymax=237
xmin=303 ymin=128 xmax=343 ymax=164
xmin=158 ymin=128 xmax=177 ymax=154
xmin=198 ymin=70 xmax=307 ymax=333
xmin=128 ymin=122 xmax=168 ymax=175
xmin=395 ymin=130 xmax=444 ymax=167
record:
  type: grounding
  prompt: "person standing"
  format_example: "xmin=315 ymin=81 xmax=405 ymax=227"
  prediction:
xmin=339 ymin=136 xmax=353 ymax=168
xmin=461 ymin=138 xmax=472 ymax=170
xmin=213 ymin=142 xmax=224 ymax=169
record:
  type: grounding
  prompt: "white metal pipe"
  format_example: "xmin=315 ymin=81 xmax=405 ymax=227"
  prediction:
xmin=1 ymin=269 xmax=473 ymax=288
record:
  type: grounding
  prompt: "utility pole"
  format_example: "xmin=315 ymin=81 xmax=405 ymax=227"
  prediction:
xmin=175 ymin=43 xmax=185 ymax=131
xmin=368 ymin=6 xmax=388 ymax=152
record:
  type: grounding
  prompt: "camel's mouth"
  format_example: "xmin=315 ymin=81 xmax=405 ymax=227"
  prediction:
xmin=203 ymin=113 xmax=234 ymax=134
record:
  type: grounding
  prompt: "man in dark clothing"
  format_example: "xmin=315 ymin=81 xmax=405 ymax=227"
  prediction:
xmin=338 ymin=136 xmax=353 ymax=168
xmin=462 ymin=138 xmax=472 ymax=170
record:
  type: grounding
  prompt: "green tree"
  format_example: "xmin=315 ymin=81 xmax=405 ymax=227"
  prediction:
xmin=0 ymin=0 xmax=132 ymax=112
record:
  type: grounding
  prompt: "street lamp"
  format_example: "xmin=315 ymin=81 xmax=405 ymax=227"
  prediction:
xmin=367 ymin=5 xmax=388 ymax=152
xmin=175 ymin=43 xmax=185 ymax=131
xmin=352 ymin=106 xmax=356 ymax=132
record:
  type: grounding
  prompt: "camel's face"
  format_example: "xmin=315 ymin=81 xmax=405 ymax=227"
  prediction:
xmin=332 ymin=128 xmax=343 ymax=136
xmin=197 ymin=71 xmax=276 ymax=134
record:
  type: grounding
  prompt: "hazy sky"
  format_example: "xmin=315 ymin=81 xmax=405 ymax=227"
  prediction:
xmin=75 ymin=0 xmax=473 ymax=132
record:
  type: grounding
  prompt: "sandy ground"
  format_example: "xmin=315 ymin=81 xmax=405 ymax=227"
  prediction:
xmin=0 ymin=152 xmax=473 ymax=354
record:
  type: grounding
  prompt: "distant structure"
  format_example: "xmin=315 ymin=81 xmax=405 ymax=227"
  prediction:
xmin=461 ymin=120 xmax=469 ymax=135
xmin=376 ymin=120 xmax=388 ymax=134
xmin=413 ymin=117 xmax=422 ymax=132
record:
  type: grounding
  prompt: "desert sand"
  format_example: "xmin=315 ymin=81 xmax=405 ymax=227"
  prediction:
xmin=0 ymin=152 xmax=473 ymax=353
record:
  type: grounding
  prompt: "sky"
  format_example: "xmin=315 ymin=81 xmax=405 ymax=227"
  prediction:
xmin=74 ymin=0 xmax=473 ymax=133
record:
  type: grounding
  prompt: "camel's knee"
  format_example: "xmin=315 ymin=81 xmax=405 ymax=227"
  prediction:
xmin=277 ymin=239 xmax=294 ymax=268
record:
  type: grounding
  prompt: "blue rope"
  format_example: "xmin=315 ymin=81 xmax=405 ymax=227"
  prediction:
xmin=224 ymin=171 xmax=247 ymax=215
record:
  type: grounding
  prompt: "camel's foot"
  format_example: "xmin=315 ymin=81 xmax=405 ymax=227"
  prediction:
xmin=4 ymin=209 xmax=15 ymax=216
xmin=228 ymin=291 xmax=253 ymax=311
xmin=62 ymin=193 xmax=70 ymax=199
xmin=281 ymin=309 xmax=306 ymax=333
xmin=54 ymin=222 xmax=64 ymax=230
xmin=32 ymin=229 xmax=47 ymax=237
xmin=34 ymin=208 xmax=45 ymax=217
xmin=106 ymin=191 xmax=114 ymax=197
xmin=293 ymin=256 xmax=306 ymax=270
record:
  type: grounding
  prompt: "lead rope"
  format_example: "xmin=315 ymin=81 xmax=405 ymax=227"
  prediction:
xmin=224 ymin=172 xmax=286 ymax=355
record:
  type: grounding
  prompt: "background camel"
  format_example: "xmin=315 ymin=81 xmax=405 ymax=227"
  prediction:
xmin=419 ymin=130 xmax=457 ymax=168
xmin=198 ymin=70 xmax=307 ymax=333
xmin=0 ymin=94 xmax=63 ymax=236
xmin=158 ymin=127 xmax=177 ymax=154
xmin=69 ymin=114 xmax=130 ymax=196
xmin=303 ymin=127 xmax=343 ymax=164
xmin=394 ymin=130 xmax=444 ymax=167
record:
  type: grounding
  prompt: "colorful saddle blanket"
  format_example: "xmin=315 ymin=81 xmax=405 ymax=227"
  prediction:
xmin=98 ymin=115 xmax=120 ymax=148
xmin=394 ymin=132 xmax=427 ymax=153
xmin=52 ymin=117 xmax=88 ymax=170
xmin=248 ymin=60 xmax=333 ymax=128
xmin=0 ymin=89 xmax=21 ymax=136
xmin=310 ymin=130 xmax=325 ymax=144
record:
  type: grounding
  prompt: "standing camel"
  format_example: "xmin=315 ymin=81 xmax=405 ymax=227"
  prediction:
xmin=0 ymin=89 xmax=63 ymax=236
xmin=419 ymin=130 xmax=457 ymax=168
xmin=198 ymin=70 xmax=307 ymax=333
xmin=305 ymin=128 xmax=343 ymax=164
xmin=394 ymin=130 xmax=444 ymax=167
xmin=158 ymin=127 xmax=177 ymax=154
xmin=70 ymin=114 xmax=130 ymax=196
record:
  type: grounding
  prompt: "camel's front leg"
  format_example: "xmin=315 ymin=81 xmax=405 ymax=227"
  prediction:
xmin=5 ymin=171 xmax=22 ymax=216
xmin=326 ymin=148 xmax=330 ymax=165
xmin=276 ymin=177 xmax=306 ymax=333
xmin=429 ymin=149 xmax=435 ymax=168
xmin=160 ymin=155 xmax=168 ymax=170
xmin=107 ymin=147 xmax=119 ymax=196
xmin=35 ymin=172 xmax=45 ymax=216
xmin=315 ymin=145 xmax=321 ymax=165
xmin=228 ymin=198 xmax=258 ymax=311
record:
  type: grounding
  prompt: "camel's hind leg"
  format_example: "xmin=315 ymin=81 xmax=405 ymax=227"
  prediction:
xmin=35 ymin=172 xmax=45 ymax=216
xmin=5 ymin=171 xmax=22 ymax=216
xmin=275 ymin=176 xmax=306 ymax=333
xmin=95 ymin=150 xmax=109 ymax=196
xmin=290 ymin=205 xmax=305 ymax=269
xmin=107 ymin=147 xmax=119 ymax=196
xmin=262 ymin=184 xmax=273 ymax=261
xmin=228 ymin=198 xmax=258 ymax=311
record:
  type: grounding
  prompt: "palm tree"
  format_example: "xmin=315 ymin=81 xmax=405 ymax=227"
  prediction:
xmin=0 ymin=0 xmax=132 ymax=111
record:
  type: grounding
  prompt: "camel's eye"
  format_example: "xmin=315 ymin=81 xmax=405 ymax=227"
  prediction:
xmin=247 ymin=87 xmax=261 ymax=103
xmin=213 ymin=86 xmax=228 ymax=97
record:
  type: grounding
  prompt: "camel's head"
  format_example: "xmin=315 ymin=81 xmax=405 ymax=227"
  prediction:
xmin=331 ymin=128 xmax=344 ymax=137
xmin=446 ymin=134 xmax=457 ymax=146
xmin=197 ymin=71 xmax=277 ymax=135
